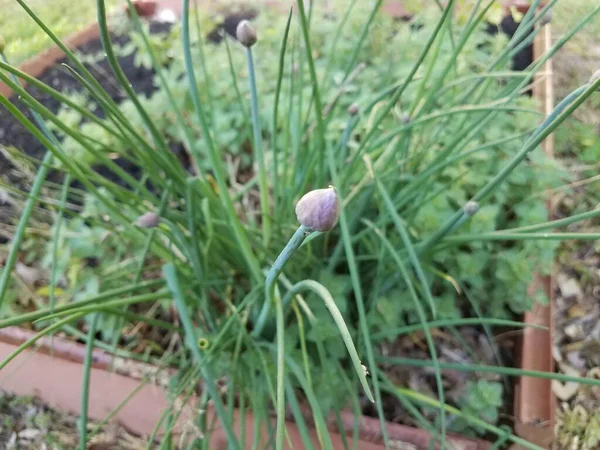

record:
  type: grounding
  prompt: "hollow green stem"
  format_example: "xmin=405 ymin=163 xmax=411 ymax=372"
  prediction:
xmin=245 ymin=47 xmax=271 ymax=247
xmin=379 ymin=355 xmax=600 ymax=391
xmin=296 ymin=0 xmax=326 ymax=186
xmin=275 ymin=280 xmax=285 ymax=450
xmin=253 ymin=225 xmax=312 ymax=336
xmin=443 ymin=232 xmax=600 ymax=243
xmin=80 ymin=313 xmax=99 ymax=450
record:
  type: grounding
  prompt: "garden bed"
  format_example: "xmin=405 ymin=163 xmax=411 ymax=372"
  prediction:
xmin=0 ymin=1 xmax=564 ymax=448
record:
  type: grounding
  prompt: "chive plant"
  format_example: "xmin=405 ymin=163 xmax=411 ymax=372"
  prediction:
xmin=1 ymin=1 xmax=600 ymax=449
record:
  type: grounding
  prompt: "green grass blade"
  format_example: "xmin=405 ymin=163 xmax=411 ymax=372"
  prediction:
xmin=96 ymin=0 xmax=182 ymax=180
xmin=245 ymin=45 xmax=271 ymax=247
xmin=372 ymin=317 xmax=544 ymax=340
xmin=363 ymin=219 xmax=446 ymax=447
xmin=181 ymin=0 xmax=261 ymax=282
xmin=0 ymin=313 xmax=85 ymax=371
xmin=324 ymin=134 xmax=388 ymax=446
xmin=272 ymin=8 xmax=293 ymax=211
xmin=49 ymin=173 xmax=71 ymax=315
xmin=79 ymin=313 xmax=99 ymax=450
xmin=296 ymin=0 xmax=326 ymax=186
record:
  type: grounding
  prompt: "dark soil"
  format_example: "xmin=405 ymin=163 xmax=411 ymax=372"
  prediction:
xmin=0 ymin=21 xmax=173 ymax=180
xmin=0 ymin=21 xmax=174 ymax=238
xmin=0 ymin=12 xmax=258 ymax=236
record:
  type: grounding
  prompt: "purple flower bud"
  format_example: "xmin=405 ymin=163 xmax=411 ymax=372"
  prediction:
xmin=295 ymin=187 xmax=340 ymax=232
xmin=135 ymin=211 xmax=160 ymax=228
xmin=347 ymin=103 xmax=359 ymax=116
xmin=463 ymin=201 xmax=479 ymax=216
xmin=236 ymin=20 xmax=257 ymax=48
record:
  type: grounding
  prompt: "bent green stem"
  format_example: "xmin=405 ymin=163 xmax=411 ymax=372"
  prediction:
xmin=252 ymin=225 xmax=312 ymax=337
xmin=253 ymin=224 xmax=313 ymax=450
xmin=281 ymin=279 xmax=374 ymax=402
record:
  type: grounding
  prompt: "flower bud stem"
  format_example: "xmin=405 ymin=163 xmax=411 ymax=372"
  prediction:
xmin=253 ymin=225 xmax=312 ymax=337
xmin=252 ymin=224 xmax=312 ymax=450
xmin=245 ymin=47 xmax=271 ymax=247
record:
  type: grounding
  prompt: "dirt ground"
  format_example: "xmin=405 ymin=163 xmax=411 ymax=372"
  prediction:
xmin=0 ymin=392 xmax=147 ymax=449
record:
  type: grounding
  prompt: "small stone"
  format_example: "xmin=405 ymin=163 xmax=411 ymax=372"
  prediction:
xmin=15 ymin=262 xmax=41 ymax=287
xmin=557 ymin=273 xmax=583 ymax=300
xmin=564 ymin=322 xmax=584 ymax=340
xmin=566 ymin=351 xmax=586 ymax=370
xmin=17 ymin=429 xmax=40 ymax=440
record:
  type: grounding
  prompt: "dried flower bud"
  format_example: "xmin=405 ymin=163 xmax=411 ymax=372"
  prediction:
xmin=347 ymin=103 xmax=359 ymax=116
xmin=135 ymin=211 xmax=160 ymax=228
xmin=463 ymin=201 xmax=479 ymax=216
xmin=589 ymin=69 xmax=600 ymax=91
xmin=236 ymin=20 xmax=257 ymax=48
xmin=540 ymin=8 xmax=553 ymax=27
xmin=295 ymin=186 xmax=340 ymax=232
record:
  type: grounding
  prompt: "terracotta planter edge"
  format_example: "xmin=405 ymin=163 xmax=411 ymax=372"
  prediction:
xmin=0 ymin=326 xmax=493 ymax=449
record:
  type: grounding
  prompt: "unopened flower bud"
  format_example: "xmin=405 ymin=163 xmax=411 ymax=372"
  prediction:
xmin=135 ymin=211 xmax=160 ymax=228
xmin=463 ymin=201 xmax=479 ymax=216
xmin=589 ymin=69 xmax=600 ymax=91
xmin=236 ymin=20 xmax=257 ymax=48
xmin=540 ymin=8 xmax=553 ymax=27
xmin=295 ymin=186 xmax=340 ymax=232
xmin=348 ymin=103 xmax=359 ymax=116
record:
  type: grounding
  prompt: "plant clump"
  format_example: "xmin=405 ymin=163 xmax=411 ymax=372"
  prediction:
xmin=0 ymin=1 xmax=598 ymax=447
